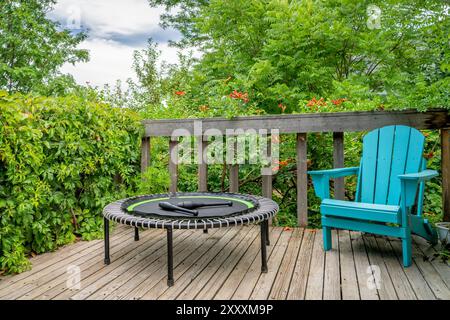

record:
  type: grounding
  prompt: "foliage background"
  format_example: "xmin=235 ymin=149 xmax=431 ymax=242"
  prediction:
xmin=0 ymin=0 xmax=448 ymax=273
xmin=0 ymin=92 xmax=144 ymax=273
xmin=117 ymin=0 xmax=448 ymax=228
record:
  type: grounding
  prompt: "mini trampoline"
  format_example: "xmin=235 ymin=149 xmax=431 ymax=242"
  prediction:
xmin=102 ymin=192 xmax=279 ymax=286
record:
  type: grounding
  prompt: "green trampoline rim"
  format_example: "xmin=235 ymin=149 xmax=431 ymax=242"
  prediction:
xmin=126 ymin=195 xmax=255 ymax=212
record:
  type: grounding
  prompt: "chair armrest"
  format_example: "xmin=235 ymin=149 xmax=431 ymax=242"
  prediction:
xmin=399 ymin=170 xmax=439 ymax=209
xmin=398 ymin=170 xmax=438 ymax=182
xmin=308 ymin=167 xmax=359 ymax=200
xmin=308 ymin=167 xmax=359 ymax=178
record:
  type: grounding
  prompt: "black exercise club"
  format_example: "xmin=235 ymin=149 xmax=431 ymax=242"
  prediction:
xmin=158 ymin=202 xmax=199 ymax=216
xmin=176 ymin=201 xmax=233 ymax=210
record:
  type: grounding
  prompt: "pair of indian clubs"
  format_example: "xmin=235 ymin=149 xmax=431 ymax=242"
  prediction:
xmin=158 ymin=200 xmax=233 ymax=216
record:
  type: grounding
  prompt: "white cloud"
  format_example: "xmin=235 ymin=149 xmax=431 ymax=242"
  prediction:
xmin=49 ymin=0 xmax=184 ymax=88
xmin=60 ymin=38 xmax=181 ymax=87
xmin=50 ymin=0 xmax=165 ymax=39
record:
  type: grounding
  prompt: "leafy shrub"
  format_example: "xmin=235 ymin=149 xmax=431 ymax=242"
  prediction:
xmin=0 ymin=91 xmax=142 ymax=273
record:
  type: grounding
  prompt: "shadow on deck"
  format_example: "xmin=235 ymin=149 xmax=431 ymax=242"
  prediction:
xmin=0 ymin=225 xmax=449 ymax=300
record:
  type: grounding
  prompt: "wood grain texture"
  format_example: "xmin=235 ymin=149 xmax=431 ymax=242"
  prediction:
xmin=140 ymin=137 xmax=150 ymax=173
xmin=1 ymin=227 xmax=448 ymax=300
xmin=296 ymin=133 xmax=308 ymax=226
xmin=323 ymin=230 xmax=341 ymax=300
xmin=350 ymin=231 xmax=379 ymax=300
xmin=442 ymin=129 xmax=450 ymax=222
xmin=198 ymin=138 xmax=208 ymax=192
xmin=143 ymin=110 xmax=450 ymax=137
xmin=169 ymin=138 xmax=178 ymax=193
xmin=338 ymin=230 xmax=359 ymax=300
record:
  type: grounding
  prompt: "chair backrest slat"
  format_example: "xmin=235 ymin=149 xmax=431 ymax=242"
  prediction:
xmin=360 ymin=128 xmax=379 ymax=203
xmin=359 ymin=125 xmax=425 ymax=206
xmin=374 ymin=126 xmax=396 ymax=204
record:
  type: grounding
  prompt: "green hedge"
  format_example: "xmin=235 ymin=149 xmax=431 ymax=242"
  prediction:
xmin=0 ymin=92 xmax=142 ymax=273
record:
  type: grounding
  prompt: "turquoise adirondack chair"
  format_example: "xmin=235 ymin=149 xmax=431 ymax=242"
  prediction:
xmin=308 ymin=125 xmax=438 ymax=267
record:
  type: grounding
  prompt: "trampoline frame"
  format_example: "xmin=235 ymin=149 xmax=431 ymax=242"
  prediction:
xmin=102 ymin=192 xmax=279 ymax=286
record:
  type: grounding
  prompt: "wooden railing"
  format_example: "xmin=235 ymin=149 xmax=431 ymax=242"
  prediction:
xmin=141 ymin=109 xmax=450 ymax=226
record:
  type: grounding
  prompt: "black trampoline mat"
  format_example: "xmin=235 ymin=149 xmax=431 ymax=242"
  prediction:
xmin=123 ymin=194 xmax=259 ymax=219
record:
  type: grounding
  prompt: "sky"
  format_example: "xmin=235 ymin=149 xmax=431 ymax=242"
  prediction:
xmin=48 ymin=0 xmax=183 ymax=88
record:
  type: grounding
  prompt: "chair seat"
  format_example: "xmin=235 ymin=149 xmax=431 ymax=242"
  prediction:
xmin=321 ymin=199 xmax=401 ymax=224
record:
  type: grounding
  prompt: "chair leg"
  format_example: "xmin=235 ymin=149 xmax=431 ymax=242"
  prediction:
xmin=402 ymin=234 xmax=412 ymax=267
xmin=323 ymin=226 xmax=332 ymax=251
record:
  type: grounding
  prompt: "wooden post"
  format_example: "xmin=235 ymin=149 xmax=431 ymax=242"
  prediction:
xmin=198 ymin=136 xmax=208 ymax=192
xmin=229 ymin=165 xmax=239 ymax=193
xmin=297 ymin=133 xmax=308 ymax=227
xmin=442 ymin=129 xmax=450 ymax=222
xmin=333 ymin=132 xmax=345 ymax=200
xmin=169 ymin=138 xmax=178 ymax=193
xmin=262 ymin=134 xmax=272 ymax=199
xmin=229 ymin=137 xmax=239 ymax=193
xmin=141 ymin=137 xmax=150 ymax=174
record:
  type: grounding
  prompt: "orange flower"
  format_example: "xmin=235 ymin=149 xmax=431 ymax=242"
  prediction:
xmin=307 ymin=97 xmax=327 ymax=108
xmin=424 ymin=152 xmax=434 ymax=159
xmin=175 ymin=91 xmax=186 ymax=96
xmin=331 ymin=98 xmax=347 ymax=106
xmin=278 ymin=103 xmax=287 ymax=113
xmin=279 ymin=160 xmax=289 ymax=167
xmin=199 ymin=105 xmax=209 ymax=112
xmin=273 ymin=159 xmax=289 ymax=169
xmin=229 ymin=90 xmax=249 ymax=103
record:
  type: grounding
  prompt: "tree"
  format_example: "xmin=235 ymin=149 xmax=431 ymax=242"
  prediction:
xmin=0 ymin=0 xmax=89 ymax=94
xmin=148 ymin=0 xmax=209 ymax=48
xmin=148 ymin=0 xmax=449 ymax=112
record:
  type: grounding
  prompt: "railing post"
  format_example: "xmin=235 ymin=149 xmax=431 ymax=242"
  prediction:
xmin=442 ymin=129 xmax=450 ymax=222
xmin=141 ymin=137 xmax=150 ymax=174
xmin=297 ymin=133 xmax=308 ymax=227
xmin=262 ymin=134 xmax=272 ymax=199
xmin=229 ymin=137 xmax=239 ymax=193
xmin=229 ymin=165 xmax=239 ymax=193
xmin=169 ymin=137 xmax=178 ymax=193
xmin=333 ymin=132 xmax=345 ymax=200
xmin=198 ymin=136 xmax=208 ymax=192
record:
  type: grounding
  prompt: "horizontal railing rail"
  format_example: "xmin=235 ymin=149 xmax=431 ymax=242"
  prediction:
xmin=143 ymin=109 xmax=450 ymax=136
xmin=141 ymin=109 xmax=450 ymax=226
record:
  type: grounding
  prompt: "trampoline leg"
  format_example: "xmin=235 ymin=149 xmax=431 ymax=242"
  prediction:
xmin=260 ymin=222 xmax=268 ymax=273
xmin=167 ymin=227 xmax=174 ymax=286
xmin=265 ymin=220 xmax=270 ymax=246
xmin=104 ymin=217 xmax=110 ymax=265
xmin=134 ymin=227 xmax=139 ymax=241
xmin=203 ymin=228 xmax=208 ymax=234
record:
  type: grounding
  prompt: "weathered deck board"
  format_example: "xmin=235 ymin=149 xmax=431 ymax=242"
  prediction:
xmin=363 ymin=235 xmax=398 ymax=300
xmin=168 ymin=226 xmax=257 ymax=300
xmin=389 ymin=239 xmax=437 ymax=300
xmin=304 ymin=230 xmax=324 ymax=300
xmin=268 ymin=228 xmax=304 ymax=300
xmin=0 ymin=226 xmax=448 ymax=300
xmin=192 ymin=226 xmax=260 ymax=300
xmin=249 ymin=229 xmax=292 ymax=300
xmin=338 ymin=230 xmax=360 ymax=300
xmin=232 ymin=228 xmax=290 ymax=300
xmin=374 ymin=237 xmax=417 ymax=300
xmin=213 ymin=228 xmax=283 ymax=300
xmin=349 ymin=231 xmax=379 ymax=300
xmin=323 ymin=230 xmax=341 ymax=300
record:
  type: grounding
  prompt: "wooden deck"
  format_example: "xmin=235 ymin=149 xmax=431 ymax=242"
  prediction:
xmin=0 ymin=225 xmax=449 ymax=300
